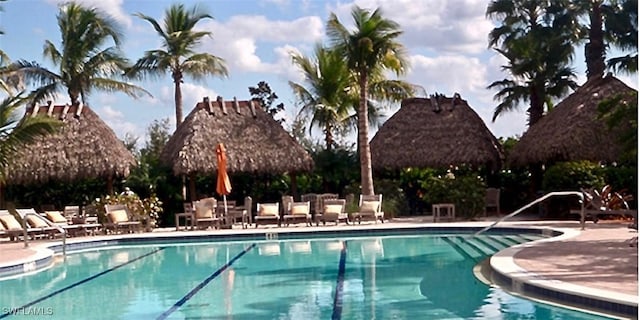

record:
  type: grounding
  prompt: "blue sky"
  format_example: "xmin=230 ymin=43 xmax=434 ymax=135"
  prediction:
xmin=1 ymin=0 xmax=637 ymax=146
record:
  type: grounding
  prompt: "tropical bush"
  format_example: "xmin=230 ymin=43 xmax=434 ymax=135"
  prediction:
xmin=92 ymin=188 xmax=163 ymax=229
xmin=542 ymin=161 xmax=606 ymax=192
xmin=420 ymin=168 xmax=486 ymax=219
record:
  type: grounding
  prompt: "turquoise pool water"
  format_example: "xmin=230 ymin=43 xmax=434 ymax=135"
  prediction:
xmin=0 ymin=233 xmax=616 ymax=319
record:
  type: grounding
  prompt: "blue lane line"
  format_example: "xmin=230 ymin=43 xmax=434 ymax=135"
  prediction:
xmin=0 ymin=247 xmax=166 ymax=319
xmin=156 ymin=243 xmax=256 ymax=320
xmin=331 ymin=241 xmax=347 ymax=320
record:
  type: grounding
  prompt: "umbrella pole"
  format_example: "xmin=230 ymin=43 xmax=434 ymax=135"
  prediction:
xmin=223 ymin=195 xmax=228 ymax=227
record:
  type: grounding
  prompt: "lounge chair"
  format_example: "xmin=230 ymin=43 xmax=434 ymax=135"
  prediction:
xmin=352 ymin=194 xmax=385 ymax=224
xmin=103 ymin=204 xmax=142 ymax=234
xmin=45 ymin=210 xmax=100 ymax=236
xmin=570 ymin=187 xmax=637 ymax=223
xmin=255 ymin=202 xmax=280 ymax=227
xmin=13 ymin=209 xmax=62 ymax=239
xmin=282 ymin=201 xmax=312 ymax=226
xmin=193 ymin=197 xmax=220 ymax=230
xmin=316 ymin=193 xmax=339 ymax=218
xmin=318 ymin=199 xmax=349 ymax=225
xmin=484 ymin=188 xmax=500 ymax=216
xmin=0 ymin=210 xmax=25 ymax=241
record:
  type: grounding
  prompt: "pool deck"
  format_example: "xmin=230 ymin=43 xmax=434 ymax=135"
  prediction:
xmin=0 ymin=217 xmax=637 ymax=317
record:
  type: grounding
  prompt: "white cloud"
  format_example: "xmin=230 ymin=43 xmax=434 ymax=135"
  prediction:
xmin=407 ymin=54 xmax=488 ymax=95
xmin=329 ymin=0 xmax=492 ymax=54
xmin=198 ymin=15 xmax=323 ymax=73
xmin=46 ymin=0 xmax=132 ymax=28
xmin=97 ymin=105 xmax=139 ymax=139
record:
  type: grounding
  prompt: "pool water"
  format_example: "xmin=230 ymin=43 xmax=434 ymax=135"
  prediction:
xmin=0 ymin=233 xmax=616 ymax=319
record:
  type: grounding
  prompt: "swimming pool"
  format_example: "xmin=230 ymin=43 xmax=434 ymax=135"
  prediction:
xmin=0 ymin=231 xmax=617 ymax=319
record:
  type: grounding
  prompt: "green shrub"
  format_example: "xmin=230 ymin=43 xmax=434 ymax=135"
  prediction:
xmin=542 ymin=161 xmax=605 ymax=192
xmin=92 ymin=188 xmax=163 ymax=229
xmin=420 ymin=170 xmax=486 ymax=219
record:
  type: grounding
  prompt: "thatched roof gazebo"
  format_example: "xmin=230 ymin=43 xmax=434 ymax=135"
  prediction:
xmin=5 ymin=103 xmax=136 ymax=192
xmin=160 ymin=96 xmax=313 ymax=199
xmin=509 ymin=75 xmax=636 ymax=166
xmin=370 ymin=94 xmax=504 ymax=170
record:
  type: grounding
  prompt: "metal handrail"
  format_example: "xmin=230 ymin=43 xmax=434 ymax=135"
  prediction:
xmin=472 ymin=191 xmax=585 ymax=237
xmin=21 ymin=211 xmax=67 ymax=256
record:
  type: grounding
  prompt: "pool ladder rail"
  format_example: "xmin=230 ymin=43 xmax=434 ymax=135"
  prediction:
xmin=19 ymin=210 xmax=67 ymax=257
xmin=472 ymin=191 xmax=585 ymax=237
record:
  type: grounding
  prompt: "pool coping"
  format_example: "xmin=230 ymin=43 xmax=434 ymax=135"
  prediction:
xmin=1 ymin=222 xmax=637 ymax=318
xmin=490 ymin=228 xmax=638 ymax=318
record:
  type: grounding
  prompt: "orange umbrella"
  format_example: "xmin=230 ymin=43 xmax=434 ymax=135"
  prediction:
xmin=216 ymin=143 xmax=232 ymax=215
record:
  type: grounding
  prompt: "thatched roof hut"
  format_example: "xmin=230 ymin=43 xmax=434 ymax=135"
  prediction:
xmin=370 ymin=94 xmax=504 ymax=170
xmin=160 ymin=96 xmax=313 ymax=176
xmin=509 ymin=75 xmax=636 ymax=166
xmin=6 ymin=103 xmax=136 ymax=187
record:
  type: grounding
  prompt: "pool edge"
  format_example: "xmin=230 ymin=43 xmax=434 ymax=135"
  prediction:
xmin=489 ymin=228 xmax=638 ymax=318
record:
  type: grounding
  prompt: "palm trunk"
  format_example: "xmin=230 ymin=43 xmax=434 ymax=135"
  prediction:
xmin=325 ymin=124 xmax=333 ymax=151
xmin=586 ymin=1 xmax=606 ymax=79
xmin=358 ymin=72 xmax=374 ymax=196
xmin=173 ymin=72 xmax=184 ymax=128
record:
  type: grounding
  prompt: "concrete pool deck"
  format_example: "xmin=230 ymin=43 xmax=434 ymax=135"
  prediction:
xmin=0 ymin=217 xmax=637 ymax=317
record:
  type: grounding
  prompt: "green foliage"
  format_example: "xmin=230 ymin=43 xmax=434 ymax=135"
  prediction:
xmin=542 ymin=161 xmax=606 ymax=192
xmin=420 ymin=168 xmax=486 ymax=219
xmin=373 ymin=178 xmax=405 ymax=219
xmin=597 ymin=91 xmax=637 ymax=165
xmin=0 ymin=93 xmax=61 ymax=182
xmin=249 ymin=81 xmax=285 ymax=124
xmin=92 ymin=189 xmax=162 ymax=228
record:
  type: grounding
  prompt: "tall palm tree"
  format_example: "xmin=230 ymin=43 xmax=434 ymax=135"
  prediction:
xmin=128 ymin=3 xmax=228 ymax=128
xmin=564 ymin=0 xmax=637 ymax=78
xmin=604 ymin=0 xmax=637 ymax=74
xmin=6 ymin=2 xmax=148 ymax=106
xmin=0 ymin=93 xmax=61 ymax=182
xmin=289 ymin=45 xmax=353 ymax=151
xmin=326 ymin=6 xmax=409 ymax=195
xmin=486 ymin=0 xmax=578 ymax=126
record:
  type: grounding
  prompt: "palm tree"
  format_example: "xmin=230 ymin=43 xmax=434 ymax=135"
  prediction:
xmin=564 ymin=0 xmax=637 ymax=78
xmin=604 ymin=0 xmax=637 ymax=74
xmin=326 ymin=6 xmax=409 ymax=195
xmin=486 ymin=0 xmax=578 ymax=126
xmin=6 ymin=3 xmax=148 ymax=106
xmin=128 ymin=3 xmax=228 ymax=128
xmin=0 ymin=93 xmax=61 ymax=182
xmin=290 ymin=45 xmax=353 ymax=151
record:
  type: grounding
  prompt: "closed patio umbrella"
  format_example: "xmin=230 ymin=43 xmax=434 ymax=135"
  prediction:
xmin=216 ymin=143 xmax=232 ymax=216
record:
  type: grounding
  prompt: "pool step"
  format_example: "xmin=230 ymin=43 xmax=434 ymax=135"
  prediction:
xmin=455 ymin=236 xmax=496 ymax=257
xmin=442 ymin=236 xmax=484 ymax=261
xmin=489 ymin=235 xmax=520 ymax=247
xmin=443 ymin=233 xmax=549 ymax=261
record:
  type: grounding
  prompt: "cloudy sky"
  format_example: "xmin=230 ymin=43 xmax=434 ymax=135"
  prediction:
xmin=1 ymin=0 xmax=637 ymax=146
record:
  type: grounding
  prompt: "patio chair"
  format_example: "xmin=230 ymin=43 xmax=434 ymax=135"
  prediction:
xmin=318 ymin=199 xmax=349 ymax=226
xmin=316 ymin=193 xmax=339 ymax=216
xmin=484 ymin=188 xmax=500 ymax=216
xmin=255 ymin=202 xmax=280 ymax=227
xmin=0 ymin=210 xmax=26 ymax=241
xmin=301 ymin=193 xmax=318 ymax=216
xmin=104 ymin=204 xmax=142 ymax=234
xmin=193 ymin=197 xmax=220 ymax=230
xmin=226 ymin=196 xmax=251 ymax=229
xmin=14 ymin=209 xmax=61 ymax=239
xmin=45 ymin=210 xmax=100 ymax=236
xmin=352 ymin=194 xmax=385 ymax=224
xmin=63 ymin=205 xmax=81 ymax=223
xmin=571 ymin=187 xmax=636 ymax=223
xmin=282 ymin=201 xmax=312 ymax=226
